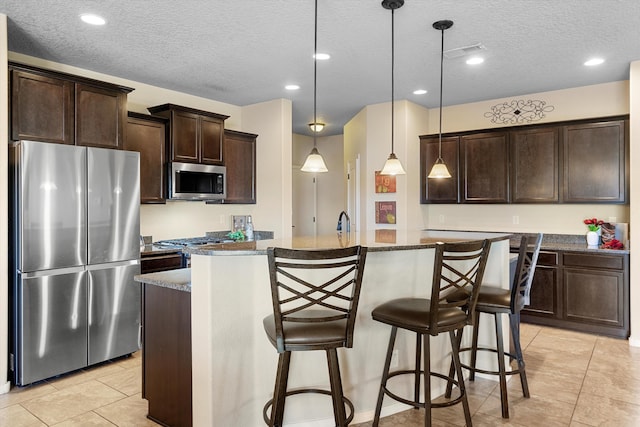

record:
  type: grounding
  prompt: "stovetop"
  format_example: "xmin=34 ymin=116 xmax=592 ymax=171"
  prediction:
xmin=154 ymin=236 xmax=234 ymax=247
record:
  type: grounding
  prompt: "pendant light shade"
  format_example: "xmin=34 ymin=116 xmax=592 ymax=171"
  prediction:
xmin=379 ymin=0 xmax=406 ymax=176
xmin=428 ymin=19 xmax=453 ymax=180
xmin=301 ymin=0 xmax=328 ymax=173
xmin=301 ymin=147 xmax=329 ymax=172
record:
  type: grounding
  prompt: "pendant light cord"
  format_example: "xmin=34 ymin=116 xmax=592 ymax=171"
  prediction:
xmin=313 ymin=0 xmax=318 ymax=150
xmin=391 ymin=7 xmax=395 ymax=155
xmin=437 ymin=26 xmax=444 ymax=160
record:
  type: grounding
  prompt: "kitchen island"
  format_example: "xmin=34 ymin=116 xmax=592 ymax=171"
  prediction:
xmin=136 ymin=230 xmax=511 ymax=427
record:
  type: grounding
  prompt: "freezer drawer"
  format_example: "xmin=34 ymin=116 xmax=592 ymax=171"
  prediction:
xmin=16 ymin=268 xmax=88 ymax=385
xmin=88 ymin=261 xmax=141 ymax=365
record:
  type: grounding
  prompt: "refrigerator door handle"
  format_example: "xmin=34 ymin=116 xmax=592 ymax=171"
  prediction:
xmin=20 ymin=266 xmax=85 ymax=279
xmin=85 ymin=259 xmax=140 ymax=271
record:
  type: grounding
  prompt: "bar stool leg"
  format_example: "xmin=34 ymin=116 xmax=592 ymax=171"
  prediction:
xmin=469 ymin=310 xmax=481 ymax=381
xmin=373 ymin=327 xmax=398 ymax=427
xmin=444 ymin=327 xmax=464 ymax=399
xmin=449 ymin=329 xmax=472 ymax=426
xmin=510 ymin=312 xmax=530 ymax=398
xmin=326 ymin=348 xmax=347 ymax=426
xmin=422 ymin=333 xmax=432 ymax=427
xmin=494 ymin=314 xmax=509 ymax=418
xmin=415 ymin=333 xmax=422 ymax=407
xmin=270 ymin=351 xmax=291 ymax=427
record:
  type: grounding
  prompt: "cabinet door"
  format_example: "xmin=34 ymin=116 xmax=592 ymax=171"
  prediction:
xmin=200 ymin=116 xmax=224 ymax=165
xmin=563 ymin=268 xmax=625 ymax=328
xmin=76 ymin=83 xmax=126 ymax=149
xmin=460 ymin=132 xmax=509 ymax=203
xmin=562 ymin=120 xmax=626 ymax=203
xmin=11 ymin=69 xmax=74 ymax=144
xmin=510 ymin=127 xmax=559 ymax=203
xmin=125 ymin=114 xmax=167 ymax=203
xmin=522 ymin=265 xmax=559 ymax=318
xmin=171 ymin=110 xmax=200 ymax=163
xmin=223 ymin=130 xmax=257 ymax=204
xmin=420 ymin=136 xmax=459 ymax=203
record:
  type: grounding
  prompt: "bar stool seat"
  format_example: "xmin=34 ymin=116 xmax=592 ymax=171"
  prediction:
xmin=371 ymin=240 xmax=491 ymax=427
xmin=262 ymin=246 xmax=367 ymax=427
xmin=445 ymin=233 xmax=543 ymax=419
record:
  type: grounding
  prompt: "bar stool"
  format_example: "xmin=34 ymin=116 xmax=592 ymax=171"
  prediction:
xmin=262 ymin=246 xmax=367 ymax=427
xmin=445 ymin=233 xmax=542 ymax=418
xmin=371 ymin=240 xmax=491 ymax=427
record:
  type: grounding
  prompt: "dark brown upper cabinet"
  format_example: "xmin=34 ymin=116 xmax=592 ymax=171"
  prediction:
xmin=9 ymin=63 xmax=133 ymax=148
xmin=221 ymin=129 xmax=257 ymax=204
xmin=75 ymin=83 xmax=128 ymax=149
xmin=10 ymin=69 xmax=74 ymax=145
xmin=460 ymin=131 xmax=509 ymax=203
xmin=124 ymin=112 xmax=168 ymax=204
xmin=562 ymin=119 xmax=627 ymax=203
xmin=148 ymin=104 xmax=229 ymax=165
xmin=419 ymin=135 xmax=459 ymax=203
xmin=510 ymin=126 xmax=560 ymax=203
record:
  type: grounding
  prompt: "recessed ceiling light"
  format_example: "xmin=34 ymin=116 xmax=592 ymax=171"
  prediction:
xmin=80 ymin=13 xmax=106 ymax=25
xmin=313 ymin=53 xmax=331 ymax=60
xmin=584 ymin=58 xmax=604 ymax=66
xmin=466 ymin=57 xmax=484 ymax=65
xmin=285 ymin=84 xmax=300 ymax=90
xmin=413 ymin=89 xmax=427 ymax=95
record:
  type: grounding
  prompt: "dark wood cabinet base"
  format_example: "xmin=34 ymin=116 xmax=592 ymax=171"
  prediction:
xmin=142 ymin=284 xmax=192 ymax=427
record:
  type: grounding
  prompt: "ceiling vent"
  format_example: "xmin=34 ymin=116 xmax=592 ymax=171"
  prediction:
xmin=443 ymin=43 xmax=486 ymax=59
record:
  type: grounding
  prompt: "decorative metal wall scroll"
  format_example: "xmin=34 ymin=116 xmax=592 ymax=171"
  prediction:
xmin=484 ymin=99 xmax=554 ymax=124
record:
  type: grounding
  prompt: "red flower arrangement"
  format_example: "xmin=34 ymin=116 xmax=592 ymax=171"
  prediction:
xmin=602 ymin=239 xmax=624 ymax=250
xmin=583 ymin=218 xmax=603 ymax=232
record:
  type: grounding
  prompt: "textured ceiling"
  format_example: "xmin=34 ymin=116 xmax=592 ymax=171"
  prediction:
xmin=2 ymin=0 xmax=640 ymax=136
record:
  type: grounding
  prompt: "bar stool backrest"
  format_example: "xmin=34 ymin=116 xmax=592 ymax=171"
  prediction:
xmin=511 ymin=233 xmax=543 ymax=312
xmin=267 ymin=246 xmax=368 ymax=352
xmin=429 ymin=240 xmax=491 ymax=335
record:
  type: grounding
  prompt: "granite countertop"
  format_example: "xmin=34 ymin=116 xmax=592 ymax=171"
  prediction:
xmin=134 ymin=268 xmax=191 ymax=292
xmin=185 ymin=229 xmax=511 ymax=256
xmin=509 ymin=233 xmax=630 ymax=255
xmin=140 ymin=244 xmax=183 ymax=256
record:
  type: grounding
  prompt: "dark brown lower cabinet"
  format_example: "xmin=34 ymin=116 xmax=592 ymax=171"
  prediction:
xmin=524 ymin=252 xmax=560 ymax=318
xmin=521 ymin=250 xmax=629 ymax=338
xmin=142 ymin=284 xmax=192 ymax=427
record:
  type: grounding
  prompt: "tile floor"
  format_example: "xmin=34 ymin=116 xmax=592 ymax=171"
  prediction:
xmin=2 ymin=323 xmax=640 ymax=426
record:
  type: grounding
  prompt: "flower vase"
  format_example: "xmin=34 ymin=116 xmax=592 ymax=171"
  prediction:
xmin=586 ymin=231 xmax=599 ymax=247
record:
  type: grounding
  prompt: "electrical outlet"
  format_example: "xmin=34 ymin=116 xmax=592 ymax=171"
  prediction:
xmin=513 ymin=215 xmax=519 ymax=225
xmin=219 ymin=214 xmax=225 ymax=225
xmin=608 ymin=217 xmax=617 ymax=223
xmin=391 ymin=350 xmax=399 ymax=368
xmin=439 ymin=214 xmax=445 ymax=224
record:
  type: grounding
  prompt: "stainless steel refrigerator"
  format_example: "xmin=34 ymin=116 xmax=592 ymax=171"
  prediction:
xmin=9 ymin=140 xmax=141 ymax=386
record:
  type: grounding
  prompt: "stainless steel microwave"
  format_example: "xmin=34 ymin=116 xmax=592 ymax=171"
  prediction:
xmin=169 ymin=162 xmax=226 ymax=201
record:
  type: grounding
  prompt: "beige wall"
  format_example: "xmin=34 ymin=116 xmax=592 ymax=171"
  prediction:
xmin=628 ymin=62 xmax=639 ymax=345
xmin=1 ymin=13 xmax=9 ymax=394
xmin=344 ymin=100 xmax=430 ymax=231
xmin=292 ymin=133 xmax=345 ymax=235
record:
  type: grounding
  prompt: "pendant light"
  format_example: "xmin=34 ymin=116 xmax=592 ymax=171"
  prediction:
xmin=379 ymin=0 xmax=406 ymax=176
xmin=427 ymin=20 xmax=453 ymax=179
xmin=301 ymin=0 xmax=328 ymax=173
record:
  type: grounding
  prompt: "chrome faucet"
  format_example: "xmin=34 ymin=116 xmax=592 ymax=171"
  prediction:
xmin=337 ymin=211 xmax=351 ymax=233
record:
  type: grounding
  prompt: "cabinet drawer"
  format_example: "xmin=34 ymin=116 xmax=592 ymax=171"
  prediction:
xmin=537 ymin=251 xmax=558 ymax=267
xmin=563 ymin=253 xmax=624 ymax=270
xmin=141 ymin=254 xmax=183 ymax=274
